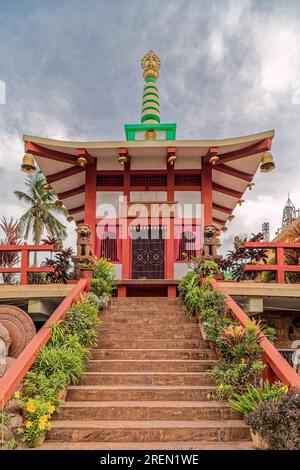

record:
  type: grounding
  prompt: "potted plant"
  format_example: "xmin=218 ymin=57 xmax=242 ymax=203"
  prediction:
xmin=77 ymin=262 xmax=94 ymax=280
xmin=229 ymin=381 xmax=289 ymax=449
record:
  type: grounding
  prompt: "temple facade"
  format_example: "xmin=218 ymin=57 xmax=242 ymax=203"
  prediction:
xmin=23 ymin=51 xmax=275 ymax=295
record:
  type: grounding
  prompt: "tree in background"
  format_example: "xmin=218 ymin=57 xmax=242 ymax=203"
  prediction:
xmin=0 ymin=217 xmax=22 ymax=283
xmin=14 ymin=173 xmax=67 ymax=263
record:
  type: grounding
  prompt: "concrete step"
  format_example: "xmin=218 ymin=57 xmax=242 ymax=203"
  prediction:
xmin=96 ymin=339 xmax=208 ymax=349
xmin=41 ymin=440 xmax=254 ymax=450
xmin=91 ymin=349 xmax=216 ymax=360
xmin=81 ymin=372 xmax=215 ymax=386
xmin=86 ymin=359 xmax=216 ymax=373
xmin=54 ymin=401 xmax=241 ymax=421
xmin=98 ymin=332 xmax=200 ymax=340
xmin=97 ymin=324 xmax=198 ymax=333
xmin=100 ymin=318 xmax=196 ymax=326
xmin=46 ymin=419 xmax=251 ymax=442
xmin=67 ymin=385 xmax=216 ymax=402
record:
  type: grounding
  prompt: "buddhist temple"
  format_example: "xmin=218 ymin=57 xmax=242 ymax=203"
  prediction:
xmin=22 ymin=50 xmax=275 ymax=296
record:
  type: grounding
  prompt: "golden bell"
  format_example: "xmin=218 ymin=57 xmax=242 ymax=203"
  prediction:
xmin=168 ymin=154 xmax=177 ymax=166
xmin=76 ymin=156 xmax=87 ymax=167
xmin=209 ymin=155 xmax=220 ymax=165
xmin=238 ymin=199 xmax=245 ymax=206
xmin=118 ymin=154 xmax=128 ymax=165
xmin=55 ymin=200 xmax=63 ymax=208
xmin=21 ymin=153 xmax=36 ymax=173
xmin=67 ymin=215 xmax=74 ymax=223
xmin=221 ymin=226 xmax=228 ymax=232
xmin=260 ymin=151 xmax=275 ymax=173
xmin=228 ymin=215 xmax=235 ymax=221
xmin=247 ymin=182 xmax=255 ymax=190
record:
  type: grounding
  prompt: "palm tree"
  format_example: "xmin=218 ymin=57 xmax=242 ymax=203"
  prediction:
xmin=14 ymin=173 xmax=67 ymax=250
xmin=0 ymin=217 xmax=22 ymax=283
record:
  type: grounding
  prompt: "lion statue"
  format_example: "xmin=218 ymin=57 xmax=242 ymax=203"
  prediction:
xmin=201 ymin=224 xmax=219 ymax=258
xmin=76 ymin=223 xmax=92 ymax=258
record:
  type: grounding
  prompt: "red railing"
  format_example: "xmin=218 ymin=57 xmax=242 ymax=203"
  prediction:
xmin=0 ymin=278 xmax=88 ymax=411
xmin=0 ymin=244 xmax=55 ymax=285
xmin=210 ymin=279 xmax=300 ymax=390
xmin=244 ymin=242 xmax=300 ymax=283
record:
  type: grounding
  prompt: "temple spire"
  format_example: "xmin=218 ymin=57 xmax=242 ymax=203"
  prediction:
xmin=141 ymin=51 xmax=161 ymax=128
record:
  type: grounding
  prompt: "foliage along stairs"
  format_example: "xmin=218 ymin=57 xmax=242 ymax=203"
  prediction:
xmin=42 ymin=297 xmax=253 ymax=450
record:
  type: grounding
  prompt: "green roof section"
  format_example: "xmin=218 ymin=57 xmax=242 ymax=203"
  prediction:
xmin=124 ymin=123 xmax=177 ymax=141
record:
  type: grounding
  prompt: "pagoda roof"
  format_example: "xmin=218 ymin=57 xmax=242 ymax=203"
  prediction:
xmin=23 ymin=129 xmax=274 ymax=227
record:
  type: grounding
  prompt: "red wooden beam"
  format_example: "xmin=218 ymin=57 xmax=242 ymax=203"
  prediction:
xmin=77 ymin=148 xmax=94 ymax=166
xmin=47 ymin=166 xmax=85 ymax=184
xmin=212 ymin=203 xmax=233 ymax=214
xmin=212 ymin=182 xmax=242 ymax=198
xmin=213 ymin=217 xmax=226 ymax=226
xmin=0 ymin=245 xmax=54 ymax=251
xmin=57 ymin=184 xmax=85 ymax=199
xmin=25 ymin=142 xmax=77 ymax=166
xmin=245 ymin=242 xmax=300 ymax=248
xmin=215 ymin=138 xmax=272 ymax=165
xmin=68 ymin=205 xmax=85 ymax=215
xmin=244 ymin=265 xmax=300 ymax=272
xmin=0 ymin=279 xmax=88 ymax=411
xmin=213 ymin=163 xmax=253 ymax=182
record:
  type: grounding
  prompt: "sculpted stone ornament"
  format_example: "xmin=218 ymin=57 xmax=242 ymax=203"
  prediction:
xmin=0 ymin=305 xmax=36 ymax=378
xmin=201 ymin=224 xmax=221 ymax=259
xmin=75 ymin=223 xmax=92 ymax=260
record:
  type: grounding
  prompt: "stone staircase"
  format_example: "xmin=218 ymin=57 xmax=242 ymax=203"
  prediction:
xmin=43 ymin=297 xmax=253 ymax=450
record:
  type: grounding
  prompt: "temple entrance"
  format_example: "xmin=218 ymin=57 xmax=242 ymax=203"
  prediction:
xmin=131 ymin=226 xmax=165 ymax=279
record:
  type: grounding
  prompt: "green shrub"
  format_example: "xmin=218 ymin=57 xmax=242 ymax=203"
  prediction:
xmin=64 ymin=300 xmax=100 ymax=347
xmin=178 ymin=271 xmax=200 ymax=301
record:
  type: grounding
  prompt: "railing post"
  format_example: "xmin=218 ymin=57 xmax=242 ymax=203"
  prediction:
xmin=20 ymin=248 xmax=29 ymax=285
xmin=276 ymin=247 xmax=285 ymax=283
xmin=262 ymin=353 xmax=276 ymax=386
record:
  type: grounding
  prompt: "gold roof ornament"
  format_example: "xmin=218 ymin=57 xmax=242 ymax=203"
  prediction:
xmin=260 ymin=151 xmax=275 ymax=173
xmin=141 ymin=50 xmax=161 ymax=81
xmin=209 ymin=155 xmax=220 ymax=165
xmin=76 ymin=156 xmax=87 ymax=167
xmin=21 ymin=153 xmax=36 ymax=173
xmin=66 ymin=215 xmax=74 ymax=223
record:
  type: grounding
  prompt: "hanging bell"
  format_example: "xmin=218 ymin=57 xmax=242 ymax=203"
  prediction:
xmin=168 ymin=154 xmax=177 ymax=166
xmin=228 ymin=215 xmax=235 ymax=221
xmin=247 ymin=182 xmax=255 ymax=190
xmin=260 ymin=151 xmax=275 ymax=173
xmin=76 ymin=156 xmax=88 ymax=167
xmin=209 ymin=155 xmax=220 ymax=165
xmin=21 ymin=153 xmax=36 ymax=173
xmin=67 ymin=215 xmax=74 ymax=223
xmin=221 ymin=226 xmax=228 ymax=232
xmin=118 ymin=154 xmax=128 ymax=165
xmin=238 ymin=199 xmax=245 ymax=206
xmin=55 ymin=200 xmax=63 ymax=208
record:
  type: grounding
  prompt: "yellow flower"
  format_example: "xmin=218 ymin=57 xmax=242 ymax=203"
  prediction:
xmin=46 ymin=423 xmax=52 ymax=431
xmin=218 ymin=384 xmax=224 ymax=390
xmin=26 ymin=401 xmax=36 ymax=413
xmin=207 ymin=393 xmax=211 ymax=400
xmin=14 ymin=391 xmax=20 ymax=399
xmin=282 ymin=385 xmax=289 ymax=394
xmin=25 ymin=421 xmax=33 ymax=429
xmin=47 ymin=404 xmax=55 ymax=414
xmin=38 ymin=422 xmax=46 ymax=431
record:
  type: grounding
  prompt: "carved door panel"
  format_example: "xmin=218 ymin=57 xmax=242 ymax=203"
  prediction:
xmin=131 ymin=226 xmax=165 ymax=279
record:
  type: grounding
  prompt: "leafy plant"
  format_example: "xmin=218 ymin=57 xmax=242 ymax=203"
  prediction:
xmin=91 ymin=257 xmax=115 ymax=298
xmin=0 ymin=217 xmax=22 ymax=284
xmin=64 ymin=300 xmax=100 ymax=347
xmin=245 ymin=390 xmax=300 ymax=450
xmin=44 ymin=247 xmax=74 ymax=284
xmin=206 ymin=359 xmax=265 ymax=400
xmin=18 ymin=397 xmax=56 ymax=448
xmin=229 ymin=380 xmax=288 ymax=415
xmin=193 ymin=259 xmax=220 ymax=278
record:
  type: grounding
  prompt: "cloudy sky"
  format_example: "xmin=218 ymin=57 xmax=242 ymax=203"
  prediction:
xmin=0 ymin=0 xmax=300 ymax=252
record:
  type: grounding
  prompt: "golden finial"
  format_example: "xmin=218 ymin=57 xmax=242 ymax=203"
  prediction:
xmin=141 ymin=50 xmax=160 ymax=81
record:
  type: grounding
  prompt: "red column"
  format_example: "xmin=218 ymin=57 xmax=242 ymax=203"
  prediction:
xmin=84 ymin=160 xmax=97 ymax=253
xmin=121 ymin=152 xmax=130 ymax=288
xmin=276 ymin=247 xmax=285 ymax=283
xmin=202 ymin=159 xmax=213 ymax=226
xmin=20 ymin=248 xmax=29 ymax=285
xmin=166 ymin=151 xmax=176 ymax=297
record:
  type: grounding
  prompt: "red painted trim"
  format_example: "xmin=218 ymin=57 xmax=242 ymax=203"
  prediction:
xmin=84 ymin=160 xmax=97 ymax=252
xmin=213 ymin=217 xmax=226 ymax=226
xmin=245 ymin=242 xmax=300 ymax=248
xmin=213 ymin=163 xmax=252 ymax=182
xmin=212 ymin=203 xmax=233 ymax=214
xmin=0 ymin=279 xmax=88 ymax=411
xmin=25 ymin=142 xmax=77 ymax=166
xmin=210 ymin=279 xmax=300 ymax=390
xmin=212 ymin=182 xmax=242 ymax=198
xmin=0 ymin=245 xmax=53 ymax=251
xmin=68 ymin=205 xmax=85 ymax=215
xmin=96 ymin=186 xmax=124 ymax=192
xmin=202 ymin=160 xmax=213 ymax=225
xmin=215 ymin=138 xmax=272 ymax=165
xmin=57 ymin=185 xmax=85 ymax=199
xmin=47 ymin=166 xmax=85 ymax=184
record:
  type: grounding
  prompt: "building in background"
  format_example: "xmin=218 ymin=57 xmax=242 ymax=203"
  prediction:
xmin=262 ymin=222 xmax=270 ymax=242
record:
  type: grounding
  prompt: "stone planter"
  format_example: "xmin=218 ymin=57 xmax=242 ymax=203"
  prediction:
xmin=80 ymin=267 xmax=94 ymax=279
xmin=35 ymin=433 xmax=46 ymax=447
xmin=57 ymin=389 xmax=68 ymax=401
xmin=250 ymin=430 xmax=269 ymax=449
